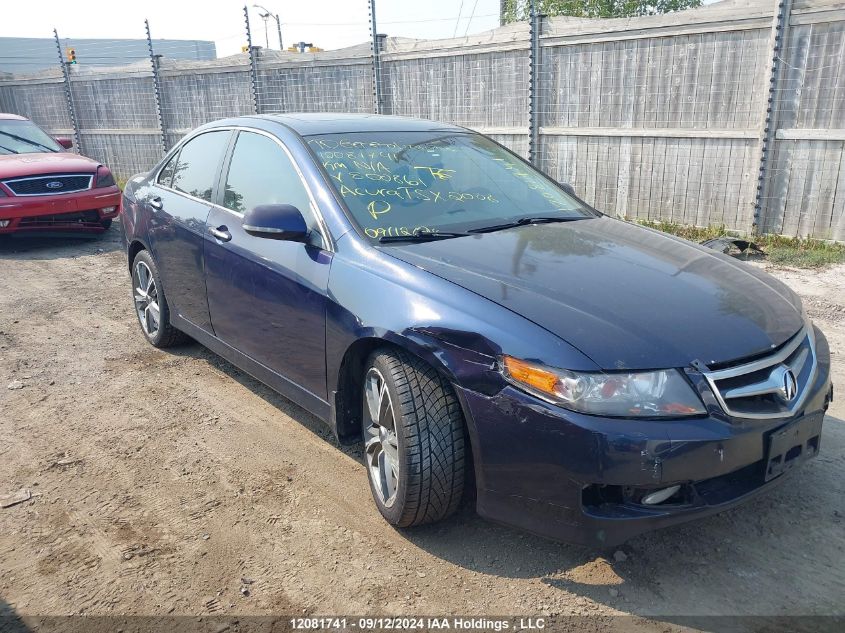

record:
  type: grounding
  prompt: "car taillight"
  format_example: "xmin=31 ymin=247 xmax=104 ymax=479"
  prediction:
xmin=95 ymin=166 xmax=116 ymax=188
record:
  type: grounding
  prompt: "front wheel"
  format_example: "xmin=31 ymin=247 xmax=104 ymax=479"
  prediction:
xmin=362 ymin=349 xmax=466 ymax=527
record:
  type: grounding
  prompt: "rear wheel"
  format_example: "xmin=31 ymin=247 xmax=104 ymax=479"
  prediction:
xmin=131 ymin=250 xmax=187 ymax=348
xmin=362 ymin=349 xmax=465 ymax=527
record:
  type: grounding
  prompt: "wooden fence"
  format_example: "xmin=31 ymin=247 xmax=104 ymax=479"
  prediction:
xmin=0 ymin=0 xmax=843 ymax=238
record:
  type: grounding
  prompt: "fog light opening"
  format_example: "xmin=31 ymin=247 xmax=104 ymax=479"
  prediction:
xmin=0 ymin=220 xmax=10 ymax=228
xmin=641 ymin=485 xmax=682 ymax=506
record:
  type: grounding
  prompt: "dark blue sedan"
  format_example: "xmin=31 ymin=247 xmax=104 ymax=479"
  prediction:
xmin=121 ymin=113 xmax=832 ymax=546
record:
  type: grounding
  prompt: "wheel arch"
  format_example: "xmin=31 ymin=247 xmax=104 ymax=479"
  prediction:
xmin=331 ymin=332 xmax=469 ymax=444
xmin=331 ymin=332 xmax=482 ymax=502
xmin=127 ymin=238 xmax=149 ymax=272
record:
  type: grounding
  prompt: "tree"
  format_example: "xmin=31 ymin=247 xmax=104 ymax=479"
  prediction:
xmin=501 ymin=0 xmax=702 ymax=22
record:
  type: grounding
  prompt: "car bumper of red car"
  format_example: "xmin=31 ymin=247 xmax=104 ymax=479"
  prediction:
xmin=0 ymin=185 xmax=121 ymax=234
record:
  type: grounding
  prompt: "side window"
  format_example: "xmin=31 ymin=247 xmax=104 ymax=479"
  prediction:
xmin=156 ymin=152 xmax=178 ymax=187
xmin=223 ymin=131 xmax=317 ymax=230
xmin=171 ymin=130 xmax=230 ymax=202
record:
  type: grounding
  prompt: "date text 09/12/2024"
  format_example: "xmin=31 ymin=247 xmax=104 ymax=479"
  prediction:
xmin=289 ymin=617 xmax=548 ymax=630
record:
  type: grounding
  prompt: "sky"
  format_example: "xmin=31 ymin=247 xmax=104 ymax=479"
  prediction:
xmin=0 ymin=0 xmax=504 ymax=57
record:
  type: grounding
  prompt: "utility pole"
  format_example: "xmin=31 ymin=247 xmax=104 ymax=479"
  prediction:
xmin=261 ymin=13 xmax=269 ymax=49
xmin=275 ymin=13 xmax=283 ymax=50
xmin=253 ymin=4 xmax=283 ymax=50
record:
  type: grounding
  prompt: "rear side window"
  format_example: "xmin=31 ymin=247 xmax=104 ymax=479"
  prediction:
xmin=171 ymin=131 xmax=230 ymax=202
xmin=223 ymin=131 xmax=314 ymax=226
xmin=157 ymin=153 xmax=177 ymax=187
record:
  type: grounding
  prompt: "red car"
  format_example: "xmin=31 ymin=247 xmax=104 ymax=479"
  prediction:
xmin=0 ymin=113 xmax=121 ymax=234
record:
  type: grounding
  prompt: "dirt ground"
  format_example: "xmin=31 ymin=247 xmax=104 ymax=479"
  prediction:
xmin=1 ymin=229 xmax=843 ymax=631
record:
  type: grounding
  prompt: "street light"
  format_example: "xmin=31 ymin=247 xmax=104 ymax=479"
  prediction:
xmin=253 ymin=4 xmax=283 ymax=50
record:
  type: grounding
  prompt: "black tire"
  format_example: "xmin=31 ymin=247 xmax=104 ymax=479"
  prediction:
xmin=100 ymin=218 xmax=113 ymax=230
xmin=362 ymin=348 xmax=465 ymax=527
xmin=130 ymin=249 xmax=187 ymax=348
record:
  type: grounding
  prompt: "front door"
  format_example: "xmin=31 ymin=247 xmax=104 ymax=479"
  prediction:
xmin=148 ymin=129 xmax=231 ymax=331
xmin=204 ymin=130 xmax=331 ymax=399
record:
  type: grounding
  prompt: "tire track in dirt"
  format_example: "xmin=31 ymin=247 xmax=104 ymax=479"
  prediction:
xmin=1 ymin=236 xmax=844 ymax=625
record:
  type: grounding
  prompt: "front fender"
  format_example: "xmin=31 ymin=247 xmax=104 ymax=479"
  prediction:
xmin=325 ymin=233 xmax=599 ymax=409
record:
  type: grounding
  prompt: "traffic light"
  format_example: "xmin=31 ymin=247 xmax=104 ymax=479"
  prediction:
xmin=241 ymin=45 xmax=250 ymax=53
xmin=65 ymin=47 xmax=77 ymax=64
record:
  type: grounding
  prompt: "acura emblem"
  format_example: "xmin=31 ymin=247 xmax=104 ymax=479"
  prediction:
xmin=780 ymin=368 xmax=798 ymax=401
xmin=45 ymin=181 xmax=64 ymax=189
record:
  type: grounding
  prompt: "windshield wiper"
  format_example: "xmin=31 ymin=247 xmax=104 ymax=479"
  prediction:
xmin=0 ymin=143 xmax=19 ymax=154
xmin=467 ymin=216 xmax=586 ymax=234
xmin=378 ymin=229 xmax=471 ymax=244
xmin=0 ymin=131 xmax=57 ymax=153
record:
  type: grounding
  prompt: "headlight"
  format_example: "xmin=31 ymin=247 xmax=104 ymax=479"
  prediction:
xmin=500 ymin=355 xmax=705 ymax=417
xmin=95 ymin=167 xmax=116 ymax=188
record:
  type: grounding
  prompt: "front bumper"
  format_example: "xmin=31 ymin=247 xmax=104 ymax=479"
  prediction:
xmin=458 ymin=327 xmax=832 ymax=547
xmin=0 ymin=186 xmax=121 ymax=233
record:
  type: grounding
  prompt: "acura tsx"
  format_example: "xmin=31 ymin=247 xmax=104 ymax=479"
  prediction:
xmin=121 ymin=113 xmax=832 ymax=546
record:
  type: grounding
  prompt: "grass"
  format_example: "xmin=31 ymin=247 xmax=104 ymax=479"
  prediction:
xmin=636 ymin=219 xmax=845 ymax=269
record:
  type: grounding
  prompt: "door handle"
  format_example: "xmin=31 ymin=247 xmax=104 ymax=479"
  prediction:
xmin=149 ymin=196 xmax=163 ymax=211
xmin=209 ymin=226 xmax=232 ymax=242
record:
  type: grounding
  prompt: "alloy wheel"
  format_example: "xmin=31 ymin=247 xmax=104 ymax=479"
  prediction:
xmin=363 ymin=367 xmax=400 ymax=507
xmin=133 ymin=260 xmax=160 ymax=337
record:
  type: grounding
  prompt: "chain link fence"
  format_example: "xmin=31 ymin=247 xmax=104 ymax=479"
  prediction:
xmin=0 ymin=0 xmax=843 ymax=239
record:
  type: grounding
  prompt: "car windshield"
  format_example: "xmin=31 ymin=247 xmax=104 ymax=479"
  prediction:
xmin=305 ymin=131 xmax=595 ymax=241
xmin=0 ymin=119 xmax=62 ymax=155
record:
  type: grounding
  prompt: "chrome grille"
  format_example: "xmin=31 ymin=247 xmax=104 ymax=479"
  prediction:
xmin=3 ymin=174 xmax=93 ymax=196
xmin=702 ymin=326 xmax=817 ymax=420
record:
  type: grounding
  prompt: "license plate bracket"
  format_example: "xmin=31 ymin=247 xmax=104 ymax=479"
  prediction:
xmin=765 ymin=414 xmax=823 ymax=482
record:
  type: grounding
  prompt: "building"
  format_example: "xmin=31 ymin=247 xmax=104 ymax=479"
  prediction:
xmin=0 ymin=37 xmax=216 ymax=74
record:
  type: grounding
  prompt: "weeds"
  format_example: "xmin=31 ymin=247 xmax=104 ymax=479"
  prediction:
xmin=635 ymin=219 xmax=845 ymax=269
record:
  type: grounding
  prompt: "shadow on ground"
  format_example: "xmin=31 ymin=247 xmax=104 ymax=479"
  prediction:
xmin=156 ymin=329 xmax=845 ymax=626
xmin=0 ymin=226 xmax=122 ymax=261
xmin=0 ymin=598 xmax=29 ymax=633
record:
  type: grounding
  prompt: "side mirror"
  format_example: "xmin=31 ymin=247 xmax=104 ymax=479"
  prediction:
xmin=55 ymin=136 xmax=74 ymax=150
xmin=243 ymin=204 xmax=308 ymax=241
xmin=559 ymin=182 xmax=576 ymax=196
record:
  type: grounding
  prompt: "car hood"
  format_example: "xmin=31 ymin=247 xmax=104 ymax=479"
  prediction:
xmin=0 ymin=152 xmax=100 ymax=178
xmin=379 ymin=217 xmax=804 ymax=370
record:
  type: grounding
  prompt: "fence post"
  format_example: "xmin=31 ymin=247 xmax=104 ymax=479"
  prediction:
xmin=753 ymin=0 xmax=794 ymax=235
xmin=527 ymin=1 xmax=541 ymax=166
xmin=369 ymin=0 xmax=383 ymax=114
xmin=53 ymin=28 xmax=81 ymax=153
xmin=145 ymin=19 xmax=167 ymax=156
xmin=244 ymin=5 xmax=260 ymax=114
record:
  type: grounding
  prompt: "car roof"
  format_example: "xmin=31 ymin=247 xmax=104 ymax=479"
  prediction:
xmin=0 ymin=113 xmax=28 ymax=121
xmin=243 ymin=112 xmax=466 ymax=136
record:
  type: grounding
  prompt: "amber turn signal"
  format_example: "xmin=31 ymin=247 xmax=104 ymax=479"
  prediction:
xmin=501 ymin=355 xmax=560 ymax=397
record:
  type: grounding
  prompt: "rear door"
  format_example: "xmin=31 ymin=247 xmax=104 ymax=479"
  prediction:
xmin=204 ymin=129 xmax=332 ymax=399
xmin=148 ymin=129 xmax=231 ymax=331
